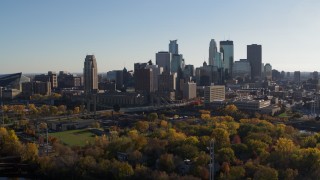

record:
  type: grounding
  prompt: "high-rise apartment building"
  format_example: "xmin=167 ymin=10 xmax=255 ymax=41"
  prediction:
xmin=169 ymin=40 xmax=179 ymax=54
xmin=83 ymin=55 xmax=98 ymax=94
xmin=156 ymin=51 xmax=172 ymax=73
xmin=220 ymin=40 xmax=234 ymax=79
xmin=247 ymin=44 xmax=262 ymax=81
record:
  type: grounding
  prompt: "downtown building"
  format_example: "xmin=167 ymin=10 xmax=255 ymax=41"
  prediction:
xmin=156 ymin=51 xmax=172 ymax=73
xmin=233 ymin=59 xmax=251 ymax=82
xmin=204 ymin=85 xmax=225 ymax=103
xmin=247 ymin=44 xmax=262 ymax=81
xmin=220 ymin=40 xmax=234 ymax=80
xmin=83 ymin=55 xmax=98 ymax=94
xmin=34 ymin=71 xmax=58 ymax=90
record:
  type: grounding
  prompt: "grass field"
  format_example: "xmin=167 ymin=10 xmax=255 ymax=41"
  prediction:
xmin=278 ymin=112 xmax=291 ymax=118
xmin=49 ymin=129 xmax=96 ymax=146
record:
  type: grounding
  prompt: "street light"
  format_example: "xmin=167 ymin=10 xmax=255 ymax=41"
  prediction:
xmin=207 ymin=139 xmax=215 ymax=180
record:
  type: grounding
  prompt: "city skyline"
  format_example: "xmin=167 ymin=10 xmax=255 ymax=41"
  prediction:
xmin=1 ymin=0 xmax=320 ymax=73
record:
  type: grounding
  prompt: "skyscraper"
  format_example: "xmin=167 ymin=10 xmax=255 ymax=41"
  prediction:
xmin=220 ymin=40 xmax=234 ymax=79
xmin=169 ymin=40 xmax=179 ymax=54
xmin=171 ymin=54 xmax=184 ymax=73
xmin=264 ymin=63 xmax=272 ymax=81
xmin=83 ymin=55 xmax=98 ymax=94
xmin=156 ymin=51 xmax=172 ymax=73
xmin=294 ymin=71 xmax=301 ymax=83
xmin=247 ymin=44 xmax=262 ymax=81
xmin=135 ymin=68 xmax=153 ymax=93
xmin=209 ymin=39 xmax=218 ymax=66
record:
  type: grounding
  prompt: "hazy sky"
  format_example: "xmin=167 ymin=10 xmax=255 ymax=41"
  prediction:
xmin=1 ymin=0 xmax=320 ymax=74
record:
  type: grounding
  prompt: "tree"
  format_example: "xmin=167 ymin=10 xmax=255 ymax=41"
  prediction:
xmin=201 ymin=113 xmax=211 ymax=120
xmin=175 ymin=144 xmax=199 ymax=160
xmin=136 ymin=121 xmax=149 ymax=133
xmin=111 ymin=160 xmax=134 ymax=179
xmin=148 ymin=113 xmax=158 ymax=121
xmin=221 ymin=162 xmax=230 ymax=176
xmin=302 ymin=136 xmax=317 ymax=148
xmin=217 ymin=148 xmax=236 ymax=163
xmin=160 ymin=120 xmax=168 ymax=129
xmin=224 ymin=104 xmax=238 ymax=114
xmin=49 ymin=106 xmax=58 ymax=115
xmin=113 ymin=104 xmax=120 ymax=112
xmin=253 ymin=165 xmax=278 ymax=180
xmin=194 ymin=151 xmax=210 ymax=166
xmin=0 ymin=128 xmax=22 ymax=156
xmin=229 ymin=166 xmax=246 ymax=180
xmin=21 ymin=143 xmax=38 ymax=162
xmin=212 ymin=128 xmax=230 ymax=150
xmin=58 ymin=105 xmax=67 ymax=114
xmin=157 ymin=153 xmax=175 ymax=173
xmin=128 ymin=150 xmax=142 ymax=165
xmin=73 ymin=107 xmax=80 ymax=114
xmin=40 ymin=105 xmax=50 ymax=116
xmin=91 ymin=122 xmax=100 ymax=128
xmin=78 ymin=155 xmax=97 ymax=176
xmin=275 ymin=138 xmax=296 ymax=154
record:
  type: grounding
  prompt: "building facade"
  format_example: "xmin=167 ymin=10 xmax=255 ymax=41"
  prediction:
xmin=209 ymin=39 xmax=218 ymax=66
xmin=135 ymin=68 xmax=153 ymax=93
xmin=156 ymin=51 xmax=172 ymax=73
xmin=233 ymin=59 xmax=251 ymax=82
xmin=169 ymin=40 xmax=179 ymax=54
xmin=247 ymin=44 xmax=262 ymax=81
xmin=204 ymin=85 xmax=225 ymax=103
xmin=183 ymin=82 xmax=197 ymax=100
xmin=264 ymin=63 xmax=272 ymax=81
xmin=220 ymin=40 xmax=234 ymax=79
xmin=83 ymin=55 xmax=98 ymax=94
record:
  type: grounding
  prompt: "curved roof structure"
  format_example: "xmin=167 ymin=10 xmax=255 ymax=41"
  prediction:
xmin=0 ymin=73 xmax=30 ymax=90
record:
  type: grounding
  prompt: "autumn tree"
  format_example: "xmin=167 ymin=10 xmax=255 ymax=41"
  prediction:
xmin=21 ymin=143 xmax=38 ymax=162
xmin=148 ymin=113 xmax=158 ymax=122
xmin=73 ymin=107 xmax=80 ymax=114
xmin=157 ymin=153 xmax=175 ymax=173
xmin=212 ymin=128 xmax=230 ymax=150
xmin=253 ymin=165 xmax=278 ymax=180
xmin=136 ymin=121 xmax=149 ymax=133
xmin=217 ymin=147 xmax=236 ymax=163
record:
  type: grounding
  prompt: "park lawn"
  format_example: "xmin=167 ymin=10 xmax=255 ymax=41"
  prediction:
xmin=49 ymin=129 xmax=96 ymax=147
xmin=278 ymin=112 xmax=291 ymax=118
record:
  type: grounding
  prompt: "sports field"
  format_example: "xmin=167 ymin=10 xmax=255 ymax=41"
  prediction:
xmin=49 ymin=129 xmax=96 ymax=146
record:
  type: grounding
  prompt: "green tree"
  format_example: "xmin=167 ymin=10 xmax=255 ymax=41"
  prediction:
xmin=229 ymin=166 xmax=246 ymax=180
xmin=217 ymin=147 xmax=236 ymax=163
xmin=148 ymin=113 xmax=158 ymax=121
xmin=253 ymin=165 xmax=278 ymax=180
